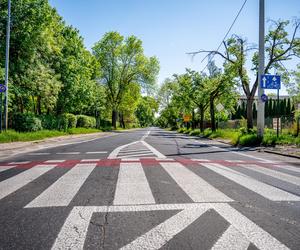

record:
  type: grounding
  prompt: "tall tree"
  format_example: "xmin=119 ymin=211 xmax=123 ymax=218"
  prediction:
xmin=190 ymin=19 xmax=300 ymax=130
xmin=92 ymin=32 xmax=159 ymax=128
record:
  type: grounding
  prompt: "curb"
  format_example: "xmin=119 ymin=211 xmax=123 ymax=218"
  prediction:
xmin=259 ymin=149 xmax=300 ymax=160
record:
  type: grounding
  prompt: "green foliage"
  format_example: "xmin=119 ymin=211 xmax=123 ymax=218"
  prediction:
xmin=76 ymin=115 xmax=96 ymax=128
xmin=65 ymin=113 xmax=77 ymax=129
xmin=239 ymin=134 xmax=262 ymax=146
xmin=189 ymin=129 xmax=201 ymax=136
xmin=13 ymin=113 xmax=43 ymax=132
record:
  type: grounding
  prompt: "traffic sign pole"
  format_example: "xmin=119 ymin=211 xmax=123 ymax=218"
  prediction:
xmin=257 ymin=0 xmax=265 ymax=137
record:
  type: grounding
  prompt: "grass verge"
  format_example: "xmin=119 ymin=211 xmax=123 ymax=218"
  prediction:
xmin=0 ymin=128 xmax=103 ymax=143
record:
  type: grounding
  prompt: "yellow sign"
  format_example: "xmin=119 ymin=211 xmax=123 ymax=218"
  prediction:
xmin=183 ymin=114 xmax=191 ymax=122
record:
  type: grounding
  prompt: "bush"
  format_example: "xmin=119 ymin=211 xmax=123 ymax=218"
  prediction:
xmin=39 ymin=115 xmax=58 ymax=130
xmin=177 ymin=128 xmax=185 ymax=133
xmin=65 ymin=113 xmax=77 ymax=128
xmin=76 ymin=115 xmax=96 ymax=128
xmin=239 ymin=134 xmax=262 ymax=147
xmin=183 ymin=128 xmax=192 ymax=134
xmin=189 ymin=129 xmax=201 ymax=136
xmin=262 ymin=134 xmax=277 ymax=146
xmin=13 ymin=113 xmax=43 ymax=132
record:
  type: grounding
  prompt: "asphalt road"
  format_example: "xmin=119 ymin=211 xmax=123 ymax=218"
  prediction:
xmin=0 ymin=127 xmax=299 ymax=250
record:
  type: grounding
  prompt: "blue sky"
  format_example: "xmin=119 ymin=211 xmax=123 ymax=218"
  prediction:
xmin=49 ymin=0 xmax=299 ymax=94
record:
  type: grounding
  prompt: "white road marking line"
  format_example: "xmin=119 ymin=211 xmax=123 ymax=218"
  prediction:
xmin=26 ymin=163 xmax=96 ymax=207
xmin=28 ymin=152 xmax=50 ymax=156
xmin=160 ymin=162 xmax=233 ymax=202
xmin=51 ymin=206 xmax=95 ymax=250
xmin=0 ymin=165 xmax=56 ymax=200
xmin=9 ymin=161 xmax=30 ymax=165
xmin=52 ymin=203 xmax=288 ymax=250
xmin=45 ymin=160 xmax=66 ymax=163
xmin=242 ymin=164 xmax=300 ymax=186
xmin=226 ymin=160 xmax=244 ymax=163
xmin=118 ymin=152 xmax=155 ymax=158
xmin=119 ymin=148 xmax=151 ymax=153
xmin=202 ymin=163 xmax=300 ymax=201
xmin=141 ymin=140 xmax=166 ymax=159
xmin=121 ymin=207 xmax=209 ymax=250
xmin=113 ymin=162 xmax=155 ymax=205
xmin=80 ymin=159 xmax=101 ymax=162
xmin=121 ymin=158 xmax=140 ymax=161
xmin=118 ymin=150 xmax=152 ymax=156
xmin=141 ymin=129 xmax=151 ymax=141
xmin=274 ymin=165 xmax=300 ymax=174
xmin=213 ymin=203 xmax=289 ymax=250
xmin=85 ymin=151 xmax=107 ymax=154
xmin=191 ymin=159 xmax=211 ymax=162
xmin=108 ymin=141 xmax=139 ymax=159
xmin=56 ymin=152 xmax=80 ymax=155
xmin=194 ymin=140 xmax=273 ymax=163
xmin=0 ymin=166 xmax=16 ymax=172
xmin=211 ymin=225 xmax=250 ymax=250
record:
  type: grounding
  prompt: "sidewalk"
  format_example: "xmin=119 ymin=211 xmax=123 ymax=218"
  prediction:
xmin=0 ymin=132 xmax=115 ymax=161
xmin=259 ymin=145 xmax=300 ymax=159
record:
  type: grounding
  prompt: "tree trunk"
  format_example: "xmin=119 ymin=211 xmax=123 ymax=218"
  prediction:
xmin=192 ymin=110 xmax=195 ymax=130
xmin=199 ymin=106 xmax=204 ymax=132
xmin=37 ymin=96 xmax=42 ymax=115
xmin=246 ymin=97 xmax=254 ymax=130
xmin=210 ymin=97 xmax=216 ymax=132
xmin=112 ymin=109 xmax=118 ymax=129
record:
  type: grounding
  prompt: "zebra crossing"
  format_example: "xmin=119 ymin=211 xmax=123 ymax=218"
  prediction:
xmin=0 ymin=158 xmax=300 ymax=249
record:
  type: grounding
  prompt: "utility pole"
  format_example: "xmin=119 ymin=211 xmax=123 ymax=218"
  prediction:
xmin=257 ymin=0 xmax=265 ymax=137
xmin=4 ymin=0 xmax=11 ymax=131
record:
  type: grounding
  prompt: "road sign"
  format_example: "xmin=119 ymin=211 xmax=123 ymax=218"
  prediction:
xmin=260 ymin=75 xmax=281 ymax=89
xmin=0 ymin=84 xmax=6 ymax=93
xmin=261 ymin=94 xmax=268 ymax=102
xmin=273 ymin=118 xmax=281 ymax=130
xmin=183 ymin=114 xmax=191 ymax=122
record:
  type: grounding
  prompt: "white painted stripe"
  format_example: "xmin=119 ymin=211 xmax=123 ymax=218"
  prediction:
xmin=141 ymin=129 xmax=151 ymax=141
xmin=242 ymin=164 xmax=300 ymax=186
xmin=274 ymin=165 xmax=300 ymax=174
xmin=80 ymin=159 xmax=101 ymax=162
xmin=0 ymin=165 xmax=56 ymax=200
xmin=120 ymin=148 xmax=151 ymax=153
xmin=202 ymin=163 xmax=300 ymax=201
xmin=0 ymin=166 xmax=15 ymax=172
xmin=9 ymin=161 xmax=30 ymax=165
xmin=108 ymin=141 xmax=139 ymax=159
xmin=26 ymin=164 xmax=96 ymax=207
xmin=45 ymin=160 xmax=65 ymax=163
xmin=52 ymin=203 xmax=288 ymax=250
xmin=141 ymin=140 xmax=166 ymax=159
xmin=113 ymin=162 xmax=155 ymax=205
xmin=213 ymin=203 xmax=289 ymax=250
xmin=118 ymin=152 xmax=155 ymax=158
xmin=121 ymin=207 xmax=209 ymax=250
xmin=156 ymin=158 xmax=175 ymax=161
xmin=56 ymin=152 xmax=80 ymax=155
xmin=28 ymin=152 xmax=50 ymax=156
xmin=160 ymin=162 xmax=233 ymax=202
xmin=191 ymin=159 xmax=211 ymax=162
xmin=51 ymin=206 xmax=95 ymax=250
xmin=118 ymin=150 xmax=152 ymax=156
xmin=226 ymin=160 xmax=244 ymax=163
xmin=85 ymin=151 xmax=107 ymax=154
xmin=211 ymin=225 xmax=250 ymax=250
xmin=121 ymin=158 xmax=140 ymax=161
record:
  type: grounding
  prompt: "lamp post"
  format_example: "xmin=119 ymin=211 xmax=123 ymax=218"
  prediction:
xmin=4 ymin=0 xmax=11 ymax=131
xmin=257 ymin=0 xmax=265 ymax=137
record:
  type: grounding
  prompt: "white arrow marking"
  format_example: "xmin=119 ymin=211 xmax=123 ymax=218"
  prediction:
xmin=262 ymin=77 xmax=267 ymax=88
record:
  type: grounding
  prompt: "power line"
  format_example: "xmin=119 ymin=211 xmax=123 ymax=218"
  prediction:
xmin=188 ymin=0 xmax=248 ymax=74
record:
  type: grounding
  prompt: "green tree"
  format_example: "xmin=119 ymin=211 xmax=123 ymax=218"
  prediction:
xmin=191 ymin=19 xmax=300 ymax=130
xmin=92 ymin=32 xmax=159 ymax=129
xmin=136 ymin=96 xmax=158 ymax=127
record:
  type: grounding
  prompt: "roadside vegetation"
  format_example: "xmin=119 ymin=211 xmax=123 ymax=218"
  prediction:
xmin=0 ymin=0 xmax=159 ymax=139
xmin=156 ymin=17 xmax=300 ymax=148
xmin=173 ymin=127 xmax=300 ymax=147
